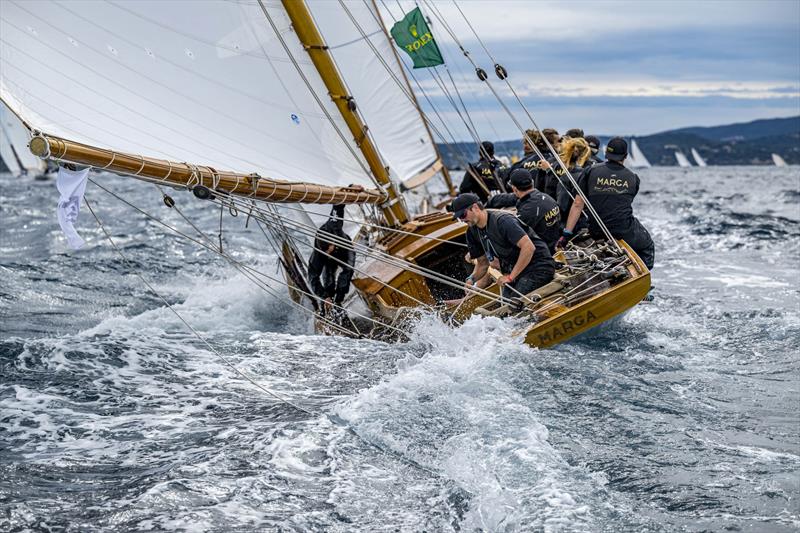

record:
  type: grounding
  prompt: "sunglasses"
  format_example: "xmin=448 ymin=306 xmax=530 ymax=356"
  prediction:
xmin=458 ymin=204 xmax=475 ymax=220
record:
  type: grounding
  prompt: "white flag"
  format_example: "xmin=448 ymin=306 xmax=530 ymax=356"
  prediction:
xmin=56 ymin=166 xmax=90 ymax=249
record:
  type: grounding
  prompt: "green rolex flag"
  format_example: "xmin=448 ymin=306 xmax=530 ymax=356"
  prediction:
xmin=390 ymin=7 xmax=444 ymax=69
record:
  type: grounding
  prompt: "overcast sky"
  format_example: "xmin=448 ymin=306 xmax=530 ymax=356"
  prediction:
xmin=382 ymin=0 xmax=800 ymax=141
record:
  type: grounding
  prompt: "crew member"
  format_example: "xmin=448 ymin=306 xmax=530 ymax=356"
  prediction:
xmin=559 ymin=137 xmax=655 ymax=269
xmin=552 ymin=137 xmax=592 ymax=232
xmin=584 ymin=136 xmax=603 ymax=167
xmin=486 ymin=169 xmax=563 ymax=254
xmin=458 ymin=141 xmax=504 ymax=203
xmin=532 ymin=128 xmax=564 ymax=199
xmin=453 ymin=193 xmax=555 ymax=304
xmin=501 ymin=129 xmax=544 ymax=189
xmin=307 ymin=205 xmax=355 ymax=314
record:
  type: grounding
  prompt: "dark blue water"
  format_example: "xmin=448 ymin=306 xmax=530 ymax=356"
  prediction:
xmin=1 ymin=167 xmax=798 ymax=531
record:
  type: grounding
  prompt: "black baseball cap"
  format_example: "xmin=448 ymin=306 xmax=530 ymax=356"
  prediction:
xmin=451 ymin=193 xmax=481 ymax=220
xmin=585 ymin=135 xmax=600 ymax=150
xmin=509 ymin=168 xmax=533 ymax=189
xmin=479 ymin=141 xmax=494 ymax=158
xmin=605 ymin=137 xmax=628 ymax=162
xmin=565 ymin=128 xmax=584 ymax=139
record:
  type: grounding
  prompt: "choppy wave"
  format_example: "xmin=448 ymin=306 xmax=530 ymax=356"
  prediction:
xmin=1 ymin=167 xmax=799 ymax=531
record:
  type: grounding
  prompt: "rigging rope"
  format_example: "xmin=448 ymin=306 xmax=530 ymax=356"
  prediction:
xmin=90 ymin=179 xmax=413 ymax=338
xmin=208 ymin=189 xmax=501 ymax=302
xmin=257 ymin=0 xmax=383 ymax=190
xmin=85 ymin=186 xmax=474 ymax=490
xmin=84 ymin=195 xmax=316 ymax=415
xmin=426 ymin=0 xmax=623 ymax=251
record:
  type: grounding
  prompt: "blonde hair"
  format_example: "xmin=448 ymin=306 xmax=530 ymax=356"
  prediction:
xmin=559 ymin=137 xmax=591 ymax=168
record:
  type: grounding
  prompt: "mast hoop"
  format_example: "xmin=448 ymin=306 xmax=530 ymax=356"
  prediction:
xmin=101 ymin=151 xmax=117 ymax=170
xmin=162 ymin=160 xmax=174 ymax=181
xmin=133 ymin=154 xmax=147 ymax=176
xmin=186 ymin=164 xmax=200 ymax=188
xmin=298 ymin=183 xmax=310 ymax=203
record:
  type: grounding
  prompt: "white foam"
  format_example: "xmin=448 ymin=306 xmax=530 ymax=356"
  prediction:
xmin=332 ymin=314 xmax=602 ymax=530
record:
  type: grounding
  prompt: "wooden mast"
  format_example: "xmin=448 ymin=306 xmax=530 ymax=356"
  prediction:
xmin=281 ymin=0 xmax=410 ymax=226
xmin=370 ymin=0 xmax=456 ymax=196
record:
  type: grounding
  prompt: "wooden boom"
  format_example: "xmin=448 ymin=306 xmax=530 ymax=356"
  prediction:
xmin=28 ymin=133 xmax=387 ymax=205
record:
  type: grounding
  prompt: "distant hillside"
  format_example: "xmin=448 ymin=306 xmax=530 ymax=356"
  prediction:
xmin=670 ymin=116 xmax=800 ymax=142
xmin=438 ymin=116 xmax=800 ymax=168
xmin=632 ymin=116 xmax=800 ymax=166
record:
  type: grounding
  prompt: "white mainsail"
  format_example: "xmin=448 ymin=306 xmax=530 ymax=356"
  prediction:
xmin=0 ymin=101 xmax=45 ymax=175
xmin=308 ymin=1 xmax=441 ymax=188
xmin=691 ymin=148 xmax=707 ymax=167
xmin=628 ymin=139 xmax=651 ymax=168
xmin=675 ymin=151 xmax=692 ymax=167
xmin=772 ymin=153 xmax=788 ymax=167
xmin=0 ymin=1 xmax=437 ymax=192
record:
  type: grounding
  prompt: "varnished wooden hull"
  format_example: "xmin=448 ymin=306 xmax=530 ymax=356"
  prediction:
xmin=340 ymin=212 xmax=650 ymax=348
xmin=522 ymin=240 xmax=650 ymax=348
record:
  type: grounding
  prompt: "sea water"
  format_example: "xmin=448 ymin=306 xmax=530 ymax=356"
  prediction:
xmin=1 ymin=167 xmax=798 ymax=531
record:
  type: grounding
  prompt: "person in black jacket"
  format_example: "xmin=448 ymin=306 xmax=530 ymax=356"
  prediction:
xmin=453 ymin=193 xmax=555 ymax=303
xmin=458 ymin=141 xmax=504 ymax=203
xmin=307 ymin=205 xmax=355 ymax=313
xmin=560 ymin=137 xmax=655 ymax=269
xmin=486 ymin=169 xmax=562 ymax=254
xmin=501 ymin=129 xmax=545 ymax=189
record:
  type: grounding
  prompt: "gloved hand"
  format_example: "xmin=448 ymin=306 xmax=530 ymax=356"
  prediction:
xmin=556 ymin=229 xmax=573 ymax=250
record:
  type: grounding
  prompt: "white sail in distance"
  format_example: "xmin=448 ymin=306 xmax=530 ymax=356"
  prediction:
xmin=0 ymin=118 xmax=22 ymax=175
xmin=675 ymin=151 xmax=692 ymax=167
xmin=691 ymin=148 xmax=707 ymax=167
xmin=628 ymin=139 xmax=651 ymax=168
xmin=0 ymin=101 xmax=45 ymax=176
xmin=0 ymin=1 xmax=439 ymax=192
xmin=772 ymin=153 xmax=788 ymax=167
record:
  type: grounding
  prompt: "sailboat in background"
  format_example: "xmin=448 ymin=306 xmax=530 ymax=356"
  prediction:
xmin=0 ymin=118 xmax=22 ymax=176
xmin=0 ymin=103 xmax=50 ymax=178
xmin=627 ymin=139 xmax=651 ymax=168
xmin=771 ymin=153 xmax=788 ymax=167
xmin=675 ymin=151 xmax=692 ymax=167
xmin=690 ymin=148 xmax=707 ymax=167
xmin=1 ymin=0 xmax=650 ymax=348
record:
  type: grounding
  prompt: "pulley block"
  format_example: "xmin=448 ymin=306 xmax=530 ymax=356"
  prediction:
xmin=192 ymin=185 xmax=215 ymax=200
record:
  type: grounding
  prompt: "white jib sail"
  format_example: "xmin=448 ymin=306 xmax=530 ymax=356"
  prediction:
xmin=0 ymin=0 xmax=386 ymax=190
xmin=691 ymin=148 xmax=707 ymax=167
